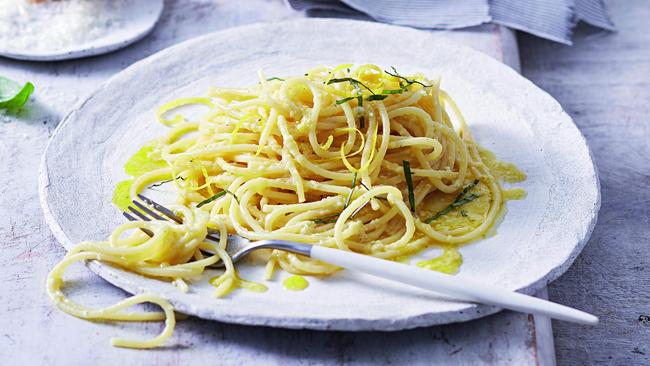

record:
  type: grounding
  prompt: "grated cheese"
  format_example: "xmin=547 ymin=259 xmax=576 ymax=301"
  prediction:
xmin=0 ymin=0 xmax=131 ymax=52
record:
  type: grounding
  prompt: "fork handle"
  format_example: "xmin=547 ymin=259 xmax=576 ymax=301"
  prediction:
xmin=308 ymin=246 xmax=598 ymax=325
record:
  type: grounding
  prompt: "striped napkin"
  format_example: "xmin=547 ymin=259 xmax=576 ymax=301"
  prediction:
xmin=285 ymin=0 xmax=615 ymax=45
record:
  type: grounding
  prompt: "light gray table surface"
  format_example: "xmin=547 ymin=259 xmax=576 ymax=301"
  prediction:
xmin=0 ymin=0 xmax=646 ymax=364
xmin=518 ymin=1 xmax=650 ymax=365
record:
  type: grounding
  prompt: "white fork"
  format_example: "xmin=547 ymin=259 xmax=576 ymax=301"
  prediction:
xmin=124 ymin=194 xmax=599 ymax=326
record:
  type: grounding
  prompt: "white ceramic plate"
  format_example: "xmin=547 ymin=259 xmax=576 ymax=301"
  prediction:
xmin=39 ymin=19 xmax=600 ymax=330
xmin=0 ymin=0 xmax=163 ymax=61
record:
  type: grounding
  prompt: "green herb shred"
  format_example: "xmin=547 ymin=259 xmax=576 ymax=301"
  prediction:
xmin=148 ymin=176 xmax=185 ymax=188
xmin=357 ymin=95 xmax=364 ymax=129
xmin=458 ymin=179 xmax=480 ymax=198
xmin=327 ymin=78 xmax=375 ymax=94
xmin=197 ymin=189 xmax=239 ymax=208
xmin=312 ymin=213 xmax=340 ymax=224
xmin=344 ymin=172 xmax=358 ymax=208
xmin=424 ymin=180 xmax=481 ymax=223
xmin=384 ymin=66 xmax=432 ymax=92
xmin=314 ymin=173 xmax=363 ymax=223
xmin=335 ymin=96 xmax=355 ymax=105
xmin=366 ymin=94 xmax=388 ymax=101
xmin=402 ymin=160 xmax=416 ymax=212
xmin=381 ymin=89 xmax=404 ymax=95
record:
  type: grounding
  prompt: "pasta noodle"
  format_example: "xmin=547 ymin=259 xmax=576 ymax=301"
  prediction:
xmin=47 ymin=64 xmax=525 ymax=348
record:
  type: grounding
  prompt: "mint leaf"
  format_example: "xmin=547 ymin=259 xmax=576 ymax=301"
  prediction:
xmin=0 ymin=77 xmax=34 ymax=114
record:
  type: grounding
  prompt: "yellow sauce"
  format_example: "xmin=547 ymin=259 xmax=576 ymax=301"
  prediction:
xmin=418 ymin=146 xmax=528 ymax=236
xmin=113 ymin=143 xmax=170 ymax=210
xmin=422 ymin=182 xmax=492 ymax=233
xmin=124 ymin=144 xmax=167 ymax=177
xmin=478 ymin=147 xmax=527 ymax=184
xmin=112 ymin=179 xmax=133 ymax=211
xmin=283 ymin=275 xmax=309 ymax=291
xmin=208 ymin=276 xmax=222 ymax=286
xmin=482 ymin=205 xmax=507 ymax=239
xmin=503 ymin=188 xmax=527 ymax=200
xmin=416 ymin=248 xmax=462 ymax=275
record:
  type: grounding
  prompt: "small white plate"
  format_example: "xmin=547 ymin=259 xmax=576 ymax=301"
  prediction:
xmin=0 ymin=0 xmax=163 ymax=61
xmin=39 ymin=19 xmax=600 ymax=330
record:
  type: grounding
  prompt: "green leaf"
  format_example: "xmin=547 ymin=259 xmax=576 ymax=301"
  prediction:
xmin=0 ymin=77 xmax=34 ymax=114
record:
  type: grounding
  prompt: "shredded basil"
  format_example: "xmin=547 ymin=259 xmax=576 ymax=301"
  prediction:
xmin=312 ymin=213 xmax=340 ymax=224
xmin=315 ymin=173 xmax=361 ymax=223
xmin=366 ymin=94 xmax=388 ymax=101
xmin=327 ymin=77 xmax=375 ymax=94
xmin=384 ymin=66 xmax=432 ymax=89
xmin=148 ymin=176 xmax=185 ymax=188
xmin=344 ymin=172 xmax=358 ymax=208
xmin=357 ymin=95 xmax=364 ymax=129
xmin=381 ymin=89 xmax=404 ymax=95
xmin=458 ymin=179 xmax=480 ymax=198
xmin=402 ymin=161 xmax=416 ymax=212
xmin=197 ymin=189 xmax=239 ymax=208
xmin=381 ymin=66 xmax=433 ymax=96
xmin=336 ymin=96 xmax=355 ymax=105
xmin=424 ymin=180 xmax=481 ymax=223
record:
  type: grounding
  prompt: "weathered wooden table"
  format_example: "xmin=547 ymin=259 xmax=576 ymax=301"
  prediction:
xmin=518 ymin=1 xmax=650 ymax=364
xmin=1 ymin=0 xmax=645 ymax=364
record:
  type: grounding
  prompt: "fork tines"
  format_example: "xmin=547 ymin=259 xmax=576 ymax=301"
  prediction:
xmin=123 ymin=194 xmax=220 ymax=242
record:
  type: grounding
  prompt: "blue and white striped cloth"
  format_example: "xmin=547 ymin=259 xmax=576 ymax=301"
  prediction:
xmin=285 ymin=0 xmax=615 ymax=45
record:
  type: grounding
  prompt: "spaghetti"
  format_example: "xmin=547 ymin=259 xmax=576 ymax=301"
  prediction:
xmin=47 ymin=64 xmax=526 ymax=348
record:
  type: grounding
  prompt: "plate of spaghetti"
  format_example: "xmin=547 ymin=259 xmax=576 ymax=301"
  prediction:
xmin=40 ymin=19 xmax=599 ymax=348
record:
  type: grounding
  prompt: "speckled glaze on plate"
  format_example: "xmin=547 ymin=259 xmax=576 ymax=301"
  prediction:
xmin=0 ymin=0 xmax=163 ymax=61
xmin=38 ymin=19 xmax=600 ymax=330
